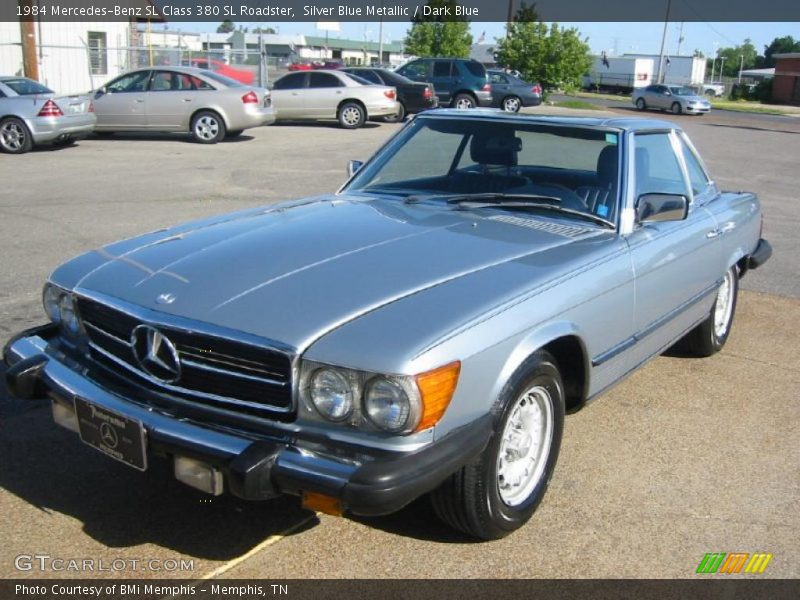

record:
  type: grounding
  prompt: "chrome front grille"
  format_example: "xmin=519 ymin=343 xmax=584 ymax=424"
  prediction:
xmin=76 ymin=297 xmax=293 ymax=414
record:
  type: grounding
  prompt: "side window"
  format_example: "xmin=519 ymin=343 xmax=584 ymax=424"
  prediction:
xmin=309 ymin=73 xmax=343 ymax=88
xmin=679 ymin=138 xmax=711 ymax=196
xmin=358 ymin=70 xmax=382 ymax=84
xmin=433 ymin=61 xmax=452 ymax=77
xmin=188 ymin=75 xmax=214 ymax=90
xmin=107 ymin=71 xmax=151 ymax=93
xmin=398 ymin=61 xmax=428 ymax=79
xmin=273 ymin=73 xmax=306 ymax=90
xmin=633 ymin=133 xmax=689 ymax=198
xmin=150 ymin=71 xmax=178 ymax=91
xmin=489 ymin=73 xmax=508 ymax=84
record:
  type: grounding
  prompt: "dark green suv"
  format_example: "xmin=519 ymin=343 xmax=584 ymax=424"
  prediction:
xmin=396 ymin=58 xmax=492 ymax=109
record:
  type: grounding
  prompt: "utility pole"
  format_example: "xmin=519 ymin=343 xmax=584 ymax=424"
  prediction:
xmin=18 ymin=0 xmax=39 ymax=81
xmin=738 ymin=54 xmax=744 ymax=83
xmin=656 ymin=0 xmax=672 ymax=84
xmin=676 ymin=21 xmax=685 ymax=56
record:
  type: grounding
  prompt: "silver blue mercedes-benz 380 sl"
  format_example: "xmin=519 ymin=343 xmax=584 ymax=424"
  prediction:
xmin=4 ymin=110 xmax=771 ymax=539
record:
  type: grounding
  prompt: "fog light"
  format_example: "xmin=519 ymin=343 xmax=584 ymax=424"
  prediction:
xmin=52 ymin=401 xmax=79 ymax=433
xmin=174 ymin=456 xmax=223 ymax=495
xmin=302 ymin=492 xmax=343 ymax=516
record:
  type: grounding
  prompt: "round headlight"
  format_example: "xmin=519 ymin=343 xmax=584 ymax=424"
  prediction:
xmin=58 ymin=294 xmax=82 ymax=337
xmin=309 ymin=368 xmax=353 ymax=422
xmin=43 ymin=285 xmax=62 ymax=324
xmin=364 ymin=377 xmax=412 ymax=433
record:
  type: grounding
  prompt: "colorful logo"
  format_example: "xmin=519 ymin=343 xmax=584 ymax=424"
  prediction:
xmin=696 ymin=552 xmax=773 ymax=574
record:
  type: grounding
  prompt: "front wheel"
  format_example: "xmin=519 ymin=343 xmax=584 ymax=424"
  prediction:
xmin=0 ymin=117 xmax=34 ymax=154
xmin=430 ymin=351 xmax=565 ymax=540
xmin=338 ymin=102 xmax=366 ymax=129
xmin=671 ymin=102 xmax=682 ymax=115
xmin=502 ymin=96 xmax=522 ymax=112
xmin=453 ymin=93 xmax=476 ymax=109
xmin=635 ymin=97 xmax=647 ymax=111
xmin=191 ymin=111 xmax=226 ymax=144
xmin=682 ymin=266 xmax=739 ymax=357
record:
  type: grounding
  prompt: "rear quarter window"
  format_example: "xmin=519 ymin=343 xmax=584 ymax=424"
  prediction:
xmin=463 ymin=61 xmax=486 ymax=78
xmin=3 ymin=78 xmax=54 ymax=95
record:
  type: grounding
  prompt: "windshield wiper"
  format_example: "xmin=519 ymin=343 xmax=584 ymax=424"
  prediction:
xmin=454 ymin=200 xmax=615 ymax=229
xmin=405 ymin=192 xmax=562 ymax=205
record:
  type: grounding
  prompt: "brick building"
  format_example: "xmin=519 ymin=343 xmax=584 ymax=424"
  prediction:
xmin=772 ymin=53 xmax=800 ymax=105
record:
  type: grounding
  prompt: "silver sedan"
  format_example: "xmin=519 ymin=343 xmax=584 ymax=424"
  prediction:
xmin=0 ymin=76 xmax=95 ymax=154
xmin=92 ymin=67 xmax=275 ymax=143
xmin=633 ymin=84 xmax=711 ymax=115
xmin=270 ymin=70 xmax=399 ymax=129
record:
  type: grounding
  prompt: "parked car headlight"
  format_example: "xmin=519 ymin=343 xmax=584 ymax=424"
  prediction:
xmin=42 ymin=283 xmax=62 ymax=324
xmin=364 ymin=377 xmax=417 ymax=433
xmin=309 ymin=368 xmax=354 ymax=422
xmin=58 ymin=293 xmax=83 ymax=337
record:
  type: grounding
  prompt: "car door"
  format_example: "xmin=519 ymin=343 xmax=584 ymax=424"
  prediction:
xmin=93 ymin=70 xmax=152 ymax=129
xmin=489 ymin=72 xmax=510 ymax=106
xmin=430 ymin=60 xmax=455 ymax=104
xmin=625 ymin=131 xmax=722 ymax=361
xmin=145 ymin=70 xmax=203 ymax=130
xmin=305 ymin=72 xmax=346 ymax=118
xmin=270 ymin=72 xmax=308 ymax=119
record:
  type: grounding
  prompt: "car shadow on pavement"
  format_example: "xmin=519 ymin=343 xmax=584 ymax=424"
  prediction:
xmin=88 ymin=133 xmax=256 ymax=143
xmin=271 ymin=121 xmax=382 ymax=130
xmin=0 ymin=368 xmax=318 ymax=561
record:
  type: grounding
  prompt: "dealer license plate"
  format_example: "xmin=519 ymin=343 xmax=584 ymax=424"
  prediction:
xmin=74 ymin=398 xmax=147 ymax=471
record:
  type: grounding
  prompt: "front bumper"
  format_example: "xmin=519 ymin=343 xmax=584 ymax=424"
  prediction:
xmin=684 ymin=104 xmax=711 ymax=114
xmin=28 ymin=114 xmax=97 ymax=143
xmin=3 ymin=327 xmax=491 ymax=516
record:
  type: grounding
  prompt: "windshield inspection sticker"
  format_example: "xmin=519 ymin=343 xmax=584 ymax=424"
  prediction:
xmin=605 ymin=133 xmax=618 ymax=144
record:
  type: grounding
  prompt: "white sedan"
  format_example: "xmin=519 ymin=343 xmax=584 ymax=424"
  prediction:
xmin=270 ymin=70 xmax=399 ymax=129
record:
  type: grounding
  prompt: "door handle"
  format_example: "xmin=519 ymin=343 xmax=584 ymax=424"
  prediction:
xmin=336 ymin=91 xmax=342 ymax=94
xmin=135 ymin=99 xmax=145 ymax=103
xmin=182 ymin=98 xmax=192 ymax=102
xmin=706 ymin=229 xmax=720 ymax=239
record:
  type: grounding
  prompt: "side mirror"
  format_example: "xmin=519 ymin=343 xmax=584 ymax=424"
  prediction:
xmin=94 ymin=86 xmax=107 ymax=99
xmin=636 ymin=193 xmax=688 ymax=223
xmin=347 ymin=160 xmax=364 ymax=177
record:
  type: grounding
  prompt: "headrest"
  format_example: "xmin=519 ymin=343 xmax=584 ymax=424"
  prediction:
xmin=470 ymin=133 xmax=522 ymax=167
xmin=597 ymin=145 xmax=618 ymax=186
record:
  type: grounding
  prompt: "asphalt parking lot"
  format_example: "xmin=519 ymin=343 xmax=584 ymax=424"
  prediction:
xmin=0 ymin=107 xmax=798 ymax=579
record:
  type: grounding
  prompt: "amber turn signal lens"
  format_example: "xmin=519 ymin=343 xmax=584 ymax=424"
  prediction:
xmin=414 ymin=361 xmax=461 ymax=432
xmin=302 ymin=492 xmax=344 ymax=516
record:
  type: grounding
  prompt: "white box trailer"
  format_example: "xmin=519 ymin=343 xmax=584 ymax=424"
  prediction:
xmin=584 ymin=56 xmax=654 ymax=92
xmin=623 ymin=54 xmax=708 ymax=87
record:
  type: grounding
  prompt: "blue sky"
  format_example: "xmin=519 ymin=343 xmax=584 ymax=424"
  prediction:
xmin=184 ymin=20 xmax=798 ymax=57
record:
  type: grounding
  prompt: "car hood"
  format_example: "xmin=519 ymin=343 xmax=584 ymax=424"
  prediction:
xmin=59 ymin=195 xmax=601 ymax=351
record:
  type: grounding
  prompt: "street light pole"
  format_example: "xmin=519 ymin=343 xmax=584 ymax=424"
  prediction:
xmin=656 ymin=0 xmax=672 ymax=84
xmin=738 ymin=54 xmax=744 ymax=83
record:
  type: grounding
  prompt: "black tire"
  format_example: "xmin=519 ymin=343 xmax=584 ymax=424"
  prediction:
xmin=338 ymin=102 xmax=366 ymax=129
xmin=52 ymin=137 xmax=77 ymax=147
xmin=683 ymin=265 xmax=739 ymax=357
xmin=430 ymin=350 xmax=565 ymax=540
xmin=191 ymin=110 xmax=226 ymax=144
xmin=502 ymin=95 xmax=522 ymax=112
xmin=671 ymin=102 xmax=682 ymax=115
xmin=0 ymin=117 xmax=34 ymax=154
xmin=383 ymin=101 xmax=406 ymax=123
xmin=635 ymin=97 xmax=647 ymax=111
xmin=452 ymin=93 xmax=476 ymax=109
xmin=226 ymin=129 xmax=244 ymax=138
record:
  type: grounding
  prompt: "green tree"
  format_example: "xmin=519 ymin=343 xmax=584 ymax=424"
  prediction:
xmin=216 ymin=19 xmax=235 ymax=34
xmin=715 ymin=39 xmax=758 ymax=76
xmin=761 ymin=35 xmax=800 ymax=67
xmin=404 ymin=0 xmax=472 ymax=58
xmin=252 ymin=27 xmax=276 ymax=34
xmin=494 ymin=11 xmax=590 ymax=91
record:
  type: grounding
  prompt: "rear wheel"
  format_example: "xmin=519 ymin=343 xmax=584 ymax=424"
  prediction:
xmin=453 ymin=93 xmax=476 ymax=109
xmin=383 ymin=101 xmax=406 ymax=123
xmin=0 ymin=117 xmax=33 ymax=154
xmin=682 ymin=266 xmax=739 ymax=357
xmin=671 ymin=102 xmax=682 ymax=115
xmin=502 ymin=96 xmax=522 ymax=112
xmin=635 ymin=97 xmax=647 ymax=111
xmin=191 ymin=111 xmax=226 ymax=144
xmin=430 ymin=351 xmax=565 ymax=540
xmin=338 ymin=102 xmax=366 ymax=129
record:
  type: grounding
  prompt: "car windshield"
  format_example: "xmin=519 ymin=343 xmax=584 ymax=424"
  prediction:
xmin=4 ymin=78 xmax=53 ymax=95
xmin=345 ymin=117 xmax=621 ymax=224
xmin=200 ymin=71 xmax=242 ymax=88
xmin=669 ymin=86 xmax=695 ymax=96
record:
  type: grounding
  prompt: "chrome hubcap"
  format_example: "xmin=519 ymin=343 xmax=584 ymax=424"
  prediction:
xmin=455 ymin=97 xmax=474 ymax=109
xmin=195 ymin=116 xmax=219 ymax=140
xmin=504 ymin=98 xmax=520 ymax=112
xmin=497 ymin=385 xmax=553 ymax=506
xmin=713 ymin=270 xmax=735 ymax=338
xmin=342 ymin=107 xmax=361 ymax=125
xmin=1 ymin=122 xmax=25 ymax=150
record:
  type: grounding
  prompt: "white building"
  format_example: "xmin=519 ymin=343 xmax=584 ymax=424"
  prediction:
xmin=623 ymin=53 xmax=708 ymax=86
xmin=1 ymin=21 xmax=132 ymax=94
